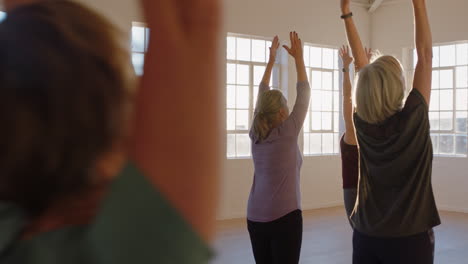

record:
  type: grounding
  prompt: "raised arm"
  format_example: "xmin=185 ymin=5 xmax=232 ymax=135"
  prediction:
xmin=130 ymin=0 xmax=220 ymax=241
xmin=257 ymin=36 xmax=280 ymax=95
xmin=340 ymin=0 xmax=369 ymax=71
xmin=283 ymin=32 xmax=311 ymax=131
xmin=340 ymin=45 xmax=357 ymax=145
xmin=412 ymin=0 xmax=433 ymax=105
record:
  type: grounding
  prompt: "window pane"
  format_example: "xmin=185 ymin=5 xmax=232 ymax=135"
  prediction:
xmin=322 ymin=72 xmax=333 ymax=90
xmin=132 ymin=53 xmax=145 ymax=76
xmin=334 ymin=50 xmax=339 ymax=70
xmin=310 ymin=134 xmax=322 ymax=154
xmin=227 ymin=85 xmax=236 ymax=108
xmin=145 ymin=28 xmax=151 ymax=51
xmin=0 ymin=12 xmax=6 ymax=22
xmin=311 ymin=91 xmax=322 ymax=111
xmin=323 ymin=133 xmax=334 ymax=154
xmin=334 ymin=91 xmax=339 ymax=112
xmin=439 ymin=112 xmax=453 ymax=131
xmin=310 ymin=47 xmax=322 ymax=68
xmin=432 ymin=70 xmax=440 ymax=89
xmin=304 ymin=46 xmax=311 ymax=67
xmin=456 ymin=135 xmax=468 ymax=155
xmin=236 ymin=134 xmax=251 ymax=157
xmin=456 ymin=43 xmax=468 ymax=66
xmin=227 ymin=63 xmax=236 ymax=84
xmin=322 ymin=112 xmax=332 ymax=131
xmin=456 ymin=89 xmax=468 ymax=111
xmin=429 ymin=112 xmax=440 ymax=131
xmin=440 ymin=70 xmax=453 ymax=89
xmin=429 ymin=90 xmax=439 ymax=111
xmin=237 ymin=64 xmax=250 ymax=85
xmin=440 ymin=45 xmax=456 ymax=67
xmin=311 ymin=112 xmax=321 ymax=130
xmin=322 ymin=48 xmax=334 ymax=69
xmin=304 ymin=112 xmax=311 ymax=132
xmin=227 ymin=110 xmax=236 ymax=130
xmin=456 ymin=66 xmax=468 ymax=88
xmin=456 ymin=112 xmax=468 ymax=133
xmin=252 ymin=39 xmax=266 ymax=62
xmin=334 ymin=113 xmax=340 ymax=133
xmin=304 ymin=133 xmax=311 ymax=154
xmin=439 ymin=134 xmax=454 ymax=155
xmin=322 ymin=91 xmax=333 ymax=111
xmin=311 ymin=71 xmax=322 ymax=90
xmin=432 ymin=47 xmax=440 ymax=68
xmin=236 ymin=86 xmax=250 ymax=109
xmin=237 ymin=38 xmax=251 ymax=61
xmin=440 ymin=90 xmax=453 ymax=111
xmin=227 ymin=36 xmax=236 ymax=60
xmin=431 ymin=134 xmax=439 ymax=154
xmin=227 ymin=134 xmax=236 ymax=157
xmin=131 ymin=27 xmax=145 ymax=52
xmin=254 ymin=66 xmax=266 ymax=85
xmin=236 ymin=110 xmax=249 ymax=130
xmin=413 ymin=49 xmax=418 ymax=69
xmin=334 ymin=133 xmax=340 ymax=154
xmin=334 ymin=71 xmax=339 ymax=91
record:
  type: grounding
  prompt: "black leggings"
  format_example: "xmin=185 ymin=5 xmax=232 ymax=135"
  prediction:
xmin=247 ymin=210 xmax=302 ymax=264
xmin=353 ymin=229 xmax=435 ymax=264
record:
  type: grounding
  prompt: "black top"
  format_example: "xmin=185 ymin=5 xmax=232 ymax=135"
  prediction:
xmin=351 ymin=89 xmax=441 ymax=237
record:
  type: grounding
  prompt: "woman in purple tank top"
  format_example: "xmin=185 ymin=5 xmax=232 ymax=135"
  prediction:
xmin=247 ymin=32 xmax=310 ymax=264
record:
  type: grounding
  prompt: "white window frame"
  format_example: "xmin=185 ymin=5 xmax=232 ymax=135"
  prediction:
xmin=411 ymin=41 xmax=468 ymax=157
xmin=303 ymin=43 xmax=342 ymax=156
xmin=226 ymin=33 xmax=283 ymax=159
xmin=131 ymin=22 xmax=150 ymax=76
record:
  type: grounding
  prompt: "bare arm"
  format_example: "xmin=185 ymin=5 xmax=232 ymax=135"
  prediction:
xmin=130 ymin=0 xmax=220 ymax=242
xmin=340 ymin=45 xmax=357 ymax=145
xmin=258 ymin=36 xmax=280 ymax=94
xmin=340 ymin=0 xmax=369 ymax=71
xmin=284 ymin=32 xmax=311 ymax=131
xmin=412 ymin=0 xmax=433 ymax=105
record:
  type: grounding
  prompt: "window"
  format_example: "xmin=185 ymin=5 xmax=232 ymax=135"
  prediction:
xmin=413 ymin=43 xmax=468 ymax=157
xmin=131 ymin=23 xmax=150 ymax=76
xmin=0 ymin=11 xmax=6 ymax=22
xmin=303 ymin=44 xmax=341 ymax=156
xmin=226 ymin=34 xmax=282 ymax=158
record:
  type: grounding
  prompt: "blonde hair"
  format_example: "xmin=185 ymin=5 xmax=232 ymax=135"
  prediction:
xmin=252 ymin=90 xmax=287 ymax=141
xmin=354 ymin=55 xmax=406 ymax=124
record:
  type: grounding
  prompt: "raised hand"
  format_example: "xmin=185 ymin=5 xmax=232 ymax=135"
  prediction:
xmin=283 ymin=31 xmax=303 ymax=62
xmin=268 ymin=36 xmax=280 ymax=63
xmin=133 ymin=0 xmax=221 ymax=241
xmin=339 ymin=45 xmax=354 ymax=68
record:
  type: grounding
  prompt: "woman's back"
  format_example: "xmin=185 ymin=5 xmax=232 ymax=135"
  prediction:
xmin=352 ymin=89 xmax=441 ymax=237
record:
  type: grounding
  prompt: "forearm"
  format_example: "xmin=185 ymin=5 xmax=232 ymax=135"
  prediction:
xmin=413 ymin=0 xmax=432 ymax=60
xmin=296 ymin=58 xmax=308 ymax=82
xmin=261 ymin=60 xmax=274 ymax=86
xmin=132 ymin=0 xmax=220 ymax=242
xmin=341 ymin=8 xmax=369 ymax=70
xmin=342 ymin=71 xmax=357 ymax=145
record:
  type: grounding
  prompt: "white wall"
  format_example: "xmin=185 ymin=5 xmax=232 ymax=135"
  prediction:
xmin=371 ymin=0 xmax=468 ymax=213
xmin=219 ymin=0 xmax=371 ymax=219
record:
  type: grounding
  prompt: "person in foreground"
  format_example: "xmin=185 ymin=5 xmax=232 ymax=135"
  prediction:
xmin=0 ymin=0 xmax=220 ymax=263
xmin=247 ymin=32 xmax=310 ymax=264
xmin=340 ymin=0 xmax=440 ymax=263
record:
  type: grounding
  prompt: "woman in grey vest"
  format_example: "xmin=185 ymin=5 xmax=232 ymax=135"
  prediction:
xmin=339 ymin=0 xmax=440 ymax=263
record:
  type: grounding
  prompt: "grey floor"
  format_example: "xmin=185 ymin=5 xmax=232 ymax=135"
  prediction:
xmin=213 ymin=207 xmax=468 ymax=264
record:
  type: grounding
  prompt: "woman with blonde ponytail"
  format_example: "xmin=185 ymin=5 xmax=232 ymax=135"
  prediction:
xmin=247 ymin=32 xmax=310 ymax=264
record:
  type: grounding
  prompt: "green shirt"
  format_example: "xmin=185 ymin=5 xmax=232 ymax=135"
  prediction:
xmin=0 ymin=164 xmax=212 ymax=263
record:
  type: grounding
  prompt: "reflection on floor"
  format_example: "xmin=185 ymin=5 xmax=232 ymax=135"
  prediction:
xmin=213 ymin=207 xmax=468 ymax=264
